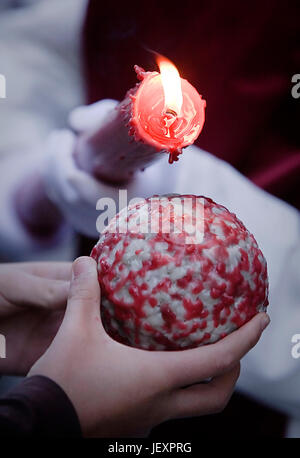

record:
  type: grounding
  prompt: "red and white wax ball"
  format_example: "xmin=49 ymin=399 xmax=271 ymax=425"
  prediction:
xmin=91 ymin=195 xmax=269 ymax=351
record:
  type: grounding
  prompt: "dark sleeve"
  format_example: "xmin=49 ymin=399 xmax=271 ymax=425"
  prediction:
xmin=0 ymin=375 xmax=82 ymax=437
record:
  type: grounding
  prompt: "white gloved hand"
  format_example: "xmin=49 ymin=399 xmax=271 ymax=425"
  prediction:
xmin=43 ymin=99 xmax=180 ymax=238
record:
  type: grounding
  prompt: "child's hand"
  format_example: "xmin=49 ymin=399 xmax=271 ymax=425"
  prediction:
xmin=29 ymin=256 xmax=269 ymax=437
xmin=0 ymin=262 xmax=71 ymax=375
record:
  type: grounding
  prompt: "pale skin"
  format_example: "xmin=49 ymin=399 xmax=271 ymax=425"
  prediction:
xmin=0 ymin=257 xmax=270 ymax=437
xmin=0 ymin=261 xmax=71 ymax=375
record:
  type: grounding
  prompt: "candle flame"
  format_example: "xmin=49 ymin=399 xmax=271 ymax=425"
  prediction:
xmin=157 ymin=56 xmax=183 ymax=116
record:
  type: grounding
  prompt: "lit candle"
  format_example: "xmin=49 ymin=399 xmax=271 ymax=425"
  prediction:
xmin=74 ymin=57 xmax=206 ymax=184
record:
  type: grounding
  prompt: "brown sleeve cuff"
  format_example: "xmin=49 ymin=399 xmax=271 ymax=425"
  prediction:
xmin=0 ymin=375 xmax=82 ymax=437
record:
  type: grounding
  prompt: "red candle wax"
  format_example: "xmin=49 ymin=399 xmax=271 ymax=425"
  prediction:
xmin=131 ymin=66 xmax=206 ymax=163
xmin=74 ymin=61 xmax=206 ymax=184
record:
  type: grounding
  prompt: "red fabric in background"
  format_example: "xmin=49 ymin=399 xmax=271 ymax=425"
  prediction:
xmin=82 ymin=0 xmax=300 ymax=209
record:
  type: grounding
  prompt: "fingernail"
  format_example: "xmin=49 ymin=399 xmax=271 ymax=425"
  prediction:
xmin=261 ymin=314 xmax=270 ymax=331
xmin=72 ymin=256 xmax=94 ymax=280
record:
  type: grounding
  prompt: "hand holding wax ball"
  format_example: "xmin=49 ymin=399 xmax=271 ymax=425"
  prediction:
xmin=91 ymin=195 xmax=269 ymax=350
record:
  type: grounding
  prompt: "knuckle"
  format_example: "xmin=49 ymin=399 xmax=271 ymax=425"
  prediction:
xmin=43 ymin=283 xmax=57 ymax=305
xmin=69 ymin=286 xmax=94 ymax=303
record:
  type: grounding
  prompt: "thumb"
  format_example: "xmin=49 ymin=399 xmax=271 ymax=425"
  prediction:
xmin=64 ymin=256 xmax=102 ymax=327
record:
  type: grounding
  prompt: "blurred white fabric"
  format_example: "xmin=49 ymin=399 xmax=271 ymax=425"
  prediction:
xmin=0 ymin=0 xmax=87 ymax=259
xmin=0 ymin=0 xmax=299 ymax=434
xmin=0 ymin=0 xmax=87 ymax=156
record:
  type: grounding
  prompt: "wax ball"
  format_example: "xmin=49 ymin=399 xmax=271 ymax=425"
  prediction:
xmin=91 ymin=195 xmax=268 ymax=351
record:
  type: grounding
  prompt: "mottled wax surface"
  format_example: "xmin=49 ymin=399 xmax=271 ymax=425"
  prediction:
xmin=92 ymin=195 xmax=269 ymax=351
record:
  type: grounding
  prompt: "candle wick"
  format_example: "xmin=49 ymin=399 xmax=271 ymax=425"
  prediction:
xmin=165 ymin=108 xmax=177 ymax=117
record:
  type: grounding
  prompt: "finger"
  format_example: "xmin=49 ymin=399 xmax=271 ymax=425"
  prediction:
xmin=3 ymin=271 xmax=69 ymax=310
xmin=151 ymin=312 xmax=269 ymax=388
xmin=9 ymin=262 xmax=72 ymax=281
xmin=64 ymin=256 xmax=102 ymax=328
xmin=167 ymin=364 xmax=240 ymax=419
xmin=69 ymin=99 xmax=118 ymax=132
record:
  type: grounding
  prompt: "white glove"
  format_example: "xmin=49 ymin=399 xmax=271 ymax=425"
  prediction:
xmin=43 ymin=99 xmax=180 ymax=238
